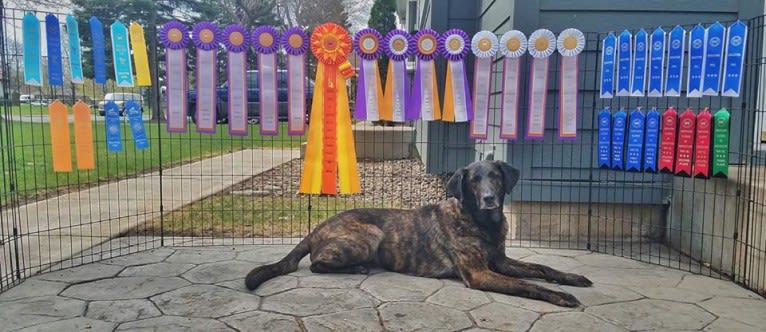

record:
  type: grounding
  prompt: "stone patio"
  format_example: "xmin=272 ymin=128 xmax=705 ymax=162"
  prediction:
xmin=0 ymin=245 xmax=764 ymax=332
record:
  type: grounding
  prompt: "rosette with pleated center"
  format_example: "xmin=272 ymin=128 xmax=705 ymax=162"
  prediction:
xmin=528 ymin=29 xmax=557 ymax=58
xmin=471 ymin=30 xmax=499 ymax=58
xmin=439 ymin=29 xmax=470 ymax=61
xmin=282 ymin=27 xmax=308 ymax=56
xmin=499 ymin=30 xmax=527 ymax=58
xmin=384 ymin=29 xmax=414 ymax=61
xmin=414 ymin=29 xmax=439 ymax=60
xmin=222 ymin=24 xmax=249 ymax=52
xmin=354 ymin=28 xmax=382 ymax=60
xmin=557 ymin=28 xmax=585 ymax=57
xmin=252 ymin=25 xmax=280 ymax=54
xmin=310 ymin=23 xmax=352 ymax=65
xmin=160 ymin=21 xmax=190 ymax=49
xmin=192 ymin=22 xmax=218 ymax=50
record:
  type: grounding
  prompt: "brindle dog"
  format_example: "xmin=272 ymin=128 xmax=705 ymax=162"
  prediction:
xmin=245 ymin=160 xmax=592 ymax=306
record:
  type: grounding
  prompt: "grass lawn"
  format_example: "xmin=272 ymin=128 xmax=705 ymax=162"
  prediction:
xmin=7 ymin=104 xmax=154 ymax=116
xmin=2 ymin=119 xmax=304 ymax=199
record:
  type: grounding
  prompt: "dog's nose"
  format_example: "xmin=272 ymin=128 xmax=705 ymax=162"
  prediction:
xmin=482 ymin=195 xmax=496 ymax=205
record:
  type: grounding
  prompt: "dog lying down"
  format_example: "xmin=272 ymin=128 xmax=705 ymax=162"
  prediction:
xmin=245 ymin=160 xmax=592 ymax=307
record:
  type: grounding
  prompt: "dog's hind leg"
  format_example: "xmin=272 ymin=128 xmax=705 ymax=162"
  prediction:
xmin=492 ymin=256 xmax=592 ymax=287
xmin=310 ymin=234 xmax=382 ymax=275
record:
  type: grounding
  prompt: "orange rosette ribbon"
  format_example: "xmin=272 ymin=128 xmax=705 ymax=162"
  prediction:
xmin=299 ymin=23 xmax=360 ymax=195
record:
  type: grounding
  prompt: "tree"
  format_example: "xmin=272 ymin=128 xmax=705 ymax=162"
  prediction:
xmin=277 ymin=0 xmax=349 ymax=30
xmin=367 ymin=0 xmax=396 ymax=87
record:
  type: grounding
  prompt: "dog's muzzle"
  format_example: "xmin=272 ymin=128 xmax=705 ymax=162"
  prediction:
xmin=480 ymin=195 xmax=500 ymax=210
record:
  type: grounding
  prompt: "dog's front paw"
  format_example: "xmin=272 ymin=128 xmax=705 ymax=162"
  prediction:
xmin=550 ymin=291 xmax=582 ymax=307
xmin=560 ymin=273 xmax=593 ymax=287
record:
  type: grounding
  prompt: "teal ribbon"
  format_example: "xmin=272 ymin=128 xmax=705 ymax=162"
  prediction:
xmin=23 ymin=13 xmax=42 ymax=86
xmin=66 ymin=15 xmax=84 ymax=84
xmin=111 ymin=21 xmax=134 ymax=87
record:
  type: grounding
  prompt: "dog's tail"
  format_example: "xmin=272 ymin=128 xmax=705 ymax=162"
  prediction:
xmin=245 ymin=237 xmax=310 ymax=290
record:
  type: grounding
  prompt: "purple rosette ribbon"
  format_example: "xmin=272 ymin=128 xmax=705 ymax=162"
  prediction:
xmin=382 ymin=29 xmax=415 ymax=122
xmin=222 ymin=24 xmax=249 ymax=53
xmin=353 ymin=28 xmax=384 ymax=121
xmin=159 ymin=20 xmax=190 ymax=49
xmin=439 ymin=28 xmax=472 ymax=122
xmin=383 ymin=29 xmax=414 ymax=61
xmin=223 ymin=24 xmax=249 ymax=136
xmin=252 ymin=25 xmax=280 ymax=54
xmin=439 ymin=28 xmax=469 ymax=61
xmin=252 ymin=25 xmax=281 ymax=135
xmin=282 ymin=27 xmax=308 ymax=55
xmin=283 ymin=27 xmax=309 ymax=135
xmin=192 ymin=21 xmax=219 ymax=50
xmin=192 ymin=22 xmax=219 ymax=134
xmin=410 ymin=29 xmax=441 ymax=121
xmin=160 ymin=21 xmax=190 ymax=133
xmin=354 ymin=28 xmax=383 ymax=60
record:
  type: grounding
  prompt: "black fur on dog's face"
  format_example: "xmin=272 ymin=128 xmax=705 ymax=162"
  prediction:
xmin=447 ymin=160 xmax=520 ymax=211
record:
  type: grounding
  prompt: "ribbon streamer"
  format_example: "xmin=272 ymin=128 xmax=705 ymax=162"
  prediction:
xmin=686 ymin=24 xmax=705 ymax=97
xmin=105 ymin=101 xmax=122 ymax=152
xmin=126 ymin=101 xmax=149 ymax=149
xmin=644 ymin=108 xmax=660 ymax=172
xmin=23 ymin=13 xmax=43 ymax=86
xmin=411 ymin=29 xmax=441 ymax=121
xmin=253 ymin=26 xmax=281 ymax=135
xmin=630 ymin=29 xmax=647 ymax=96
xmin=598 ymin=108 xmax=611 ymax=168
xmin=499 ymin=30 xmax=526 ymax=139
xmin=192 ymin=22 xmax=220 ymax=134
xmin=665 ymin=26 xmax=685 ymax=96
xmin=658 ymin=107 xmax=678 ymax=173
xmin=616 ymin=30 xmax=632 ymax=96
xmin=702 ymin=22 xmax=725 ymax=96
xmin=693 ymin=108 xmax=712 ymax=178
xmin=89 ymin=17 xmax=107 ymax=85
xmin=722 ymin=21 xmax=748 ymax=97
xmin=160 ymin=21 xmax=190 ymax=133
xmin=712 ymin=109 xmax=730 ymax=178
xmin=599 ymin=33 xmax=616 ymax=99
xmin=675 ymin=109 xmax=696 ymax=176
xmin=611 ymin=110 xmax=627 ymax=170
xmin=129 ymin=22 xmax=152 ymax=86
xmin=46 ymin=14 xmax=64 ymax=87
xmin=440 ymin=29 xmax=472 ymax=122
xmin=49 ymin=100 xmax=72 ymax=172
xmin=223 ymin=24 xmax=250 ymax=136
xmin=557 ymin=28 xmax=584 ymax=140
xmin=299 ymin=23 xmax=360 ymax=195
xmin=353 ymin=28 xmax=384 ymax=121
xmin=626 ymin=109 xmax=645 ymax=172
xmin=469 ymin=30 xmax=498 ymax=140
xmin=647 ymin=27 xmax=665 ymax=97
xmin=66 ymin=15 xmax=84 ymax=84
xmin=526 ymin=29 xmax=556 ymax=139
xmin=283 ymin=28 xmax=309 ymax=135
xmin=73 ymin=101 xmax=95 ymax=170
xmin=111 ymin=21 xmax=134 ymax=87
xmin=381 ymin=29 xmax=414 ymax=122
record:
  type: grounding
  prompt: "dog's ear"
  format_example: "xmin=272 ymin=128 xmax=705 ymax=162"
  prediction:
xmin=494 ymin=161 xmax=520 ymax=194
xmin=446 ymin=168 xmax=466 ymax=199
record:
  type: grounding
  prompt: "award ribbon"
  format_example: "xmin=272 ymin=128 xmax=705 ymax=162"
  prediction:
xmin=160 ymin=21 xmax=190 ymax=133
xmin=411 ymin=29 xmax=441 ymax=121
xmin=470 ymin=30 xmax=499 ymax=139
xmin=526 ymin=29 xmax=556 ymax=139
xmin=223 ymin=24 xmax=249 ymax=136
xmin=49 ymin=100 xmax=72 ymax=172
xmin=89 ymin=17 xmax=107 ymax=85
xmin=111 ymin=21 xmax=134 ymax=87
xmin=129 ymin=22 xmax=152 ymax=86
xmin=611 ymin=110 xmax=627 ymax=170
xmin=658 ymin=107 xmax=677 ymax=173
xmin=686 ymin=24 xmax=705 ymax=97
xmin=440 ymin=29 xmax=472 ymax=122
xmin=23 ymin=13 xmax=42 ymax=86
xmin=105 ymin=101 xmax=122 ymax=152
xmin=665 ymin=26 xmax=685 ymax=96
xmin=626 ymin=109 xmax=645 ymax=172
xmin=675 ymin=109 xmax=696 ymax=176
xmin=283 ymin=28 xmax=309 ymax=135
xmin=353 ymin=28 xmax=384 ymax=121
xmin=381 ymin=29 xmax=415 ymax=122
xmin=644 ymin=108 xmax=660 ymax=172
xmin=722 ymin=21 xmax=748 ymax=97
xmin=557 ymin=28 xmax=584 ymax=140
xmin=702 ymin=22 xmax=725 ymax=95
xmin=630 ymin=29 xmax=647 ymax=96
xmin=253 ymin=25 xmax=281 ymax=135
xmin=616 ymin=30 xmax=632 ymax=96
xmin=73 ymin=101 xmax=95 ymax=170
xmin=647 ymin=27 xmax=665 ymax=97
xmin=299 ymin=23 xmax=360 ymax=195
xmin=693 ymin=108 xmax=712 ymax=178
xmin=598 ymin=108 xmax=611 ymax=168
xmin=712 ymin=109 xmax=730 ymax=178
xmin=65 ymin=15 xmax=84 ymax=84
xmin=126 ymin=101 xmax=149 ymax=149
xmin=45 ymin=14 xmax=64 ymax=87
xmin=499 ymin=30 xmax=526 ymax=139
xmin=599 ymin=33 xmax=616 ymax=99
xmin=192 ymin=22 xmax=220 ymax=134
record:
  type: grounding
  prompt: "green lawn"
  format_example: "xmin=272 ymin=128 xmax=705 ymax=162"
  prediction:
xmin=1 ymin=119 xmax=304 ymax=199
xmin=7 ymin=104 xmax=154 ymax=116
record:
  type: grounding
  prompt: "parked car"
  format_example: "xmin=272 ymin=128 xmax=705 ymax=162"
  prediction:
xmin=20 ymin=94 xmax=35 ymax=104
xmin=187 ymin=69 xmax=314 ymax=124
xmin=98 ymin=93 xmax=144 ymax=116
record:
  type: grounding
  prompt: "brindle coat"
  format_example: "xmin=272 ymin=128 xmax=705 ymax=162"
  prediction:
xmin=245 ymin=160 xmax=592 ymax=307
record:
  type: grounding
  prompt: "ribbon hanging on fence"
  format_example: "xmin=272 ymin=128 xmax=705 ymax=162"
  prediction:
xmin=104 ymin=101 xmax=122 ymax=152
xmin=73 ymin=101 xmax=95 ymax=170
xmin=599 ymin=33 xmax=616 ymax=99
xmin=658 ymin=107 xmax=677 ymax=173
xmin=626 ymin=109 xmax=645 ymax=172
xmin=65 ymin=15 xmax=84 ymax=84
xmin=687 ymin=24 xmax=705 ymax=97
xmin=647 ymin=27 xmax=665 ymax=97
xmin=470 ymin=30 xmax=498 ymax=139
xmin=598 ymin=108 xmax=611 ymax=168
xmin=499 ymin=30 xmax=526 ymax=139
xmin=253 ymin=25 xmax=281 ymax=135
xmin=616 ymin=30 xmax=632 ymax=96
xmin=712 ymin=108 xmax=730 ymax=178
xmin=665 ymin=26 xmax=685 ymax=96
xmin=353 ymin=28 xmax=384 ymax=121
xmin=722 ymin=21 xmax=748 ymax=97
xmin=611 ymin=109 xmax=627 ymax=170
xmin=22 ymin=13 xmax=42 ymax=86
xmin=703 ymin=22 xmax=725 ymax=95
xmin=45 ymin=14 xmax=64 ymax=87
xmin=630 ymin=29 xmax=647 ymax=96
xmin=192 ymin=22 xmax=220 ymax=134
xmin=557 ymin=28 xmax=584 ymax=140
xmin=644 ymin=108 xmax=660 ymax=172
xmin=129 ymin=22 xmax=152 ymax=86
xmin=411 ymin=29 xmax=441 ymax=121
xmin=160 ymin=21 xmax=190 ymax=133
xmin=381 ymin=29 xmax=414 ymax=122
xmin=125 ymin=101 xmax=149 ymax=149
xmin=675 ymin=109 xmax=696 ymax=176
xmin=693 ymin=108 xmax=712 ymax=178
xmin=299 ymin=23 xmax=360 ymax=195
xmin=283 ymin=28 xmax=309 ymax=135
xmin=526 ymin=29 xmax=556 ymax=139
xmin=440 ymin=29 xmax=472 ymax=122
xmin=49 ymin=100 xmax=72 ymax=172
xmin=223 ymin=24 xmax=249 ymax=136
xmin=89 ymin=17 xmax=107 ymax=85
xmin=111 ymin=21 xmax=134 ymax=87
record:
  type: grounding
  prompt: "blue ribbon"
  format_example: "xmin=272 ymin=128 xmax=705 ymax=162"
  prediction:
xmin=89 ymin=17 xmax=107 ymax=85
xmin=687 ymin=24 xmax=705 ymax=97
xmin=598 ymin=108 xmax=611 ymax=168
xmin=111 ymin=21 xmax=134 ymax=87
xmin=66 ymin=15 xmax=84 ymax=84
xmin=600 ymin=33 xmax=617 ymax=99
xmin=626 ymin=109 xmax=645 ymax=171
xmin=665 ymin=26 xmax=685 ymax=96
xmin=105 ymin=101 xmax=122 ymax=152
xmin=644 ymin=108 xmax=660 ymax=172
xmin=648 ymin=27 xmax=665 ymax=96
xmin=125 ymin=101 xmax=149 ymax=150
xmin=722 ymin=21 xmax=748 ymax=97
xmin=22 ymin=13 xmax=43 ymax=86
xmin=45 ymin=14 xmax=63 ymax=87
xmin=702 ymin=22 xmax=725 ymax=95
xmin=616 ymin=30 xmax=632 ymax=96
xmin=612 ymin=110 xmax=627 ymax=170
xmin=631 ymin=29 xmax=648 ymax=96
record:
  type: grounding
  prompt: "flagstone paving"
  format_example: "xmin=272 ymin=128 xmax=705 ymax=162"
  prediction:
xmin=1 ymin=245 xmax=764 ymax=332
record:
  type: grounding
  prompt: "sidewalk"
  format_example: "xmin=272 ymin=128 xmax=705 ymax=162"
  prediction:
xmin=1 ymin=148 xmax=299 ymax=279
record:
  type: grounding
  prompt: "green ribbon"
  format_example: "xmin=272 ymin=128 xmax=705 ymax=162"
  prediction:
xmin=712 ymin=108 xmax=730 ymax=178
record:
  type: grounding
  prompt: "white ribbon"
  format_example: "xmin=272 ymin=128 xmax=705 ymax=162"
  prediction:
xmin=500 ymin=57 xmax=521 ymax=139
xmin=391 ymin=60 xmax=406 ymax=122
xmin=559 ymin=55 xmax=578 ymax=138
xmin=527 ymin=57 xmax=549 ymax=138
xmin=228 ymin=52 xmax=248 ymax=135
xmin=471 ymin=57 xmax=492 ymax=138
xmin=259 ymin=53 xmax=278 ymax=135
xmin=420 ymin=60 xmax=436 ymax=121
xmin=449 ymin=60 xmax=469 ymax=122
xmin=196 ymin=49 xmax=217 ymax=132
xmin=362 ymin=59 xmax=380 ymax=121
xmin=287 ymin=54 xmax=306 ymax=134
xmin=166 ymin=49 xmax=187 ymax=132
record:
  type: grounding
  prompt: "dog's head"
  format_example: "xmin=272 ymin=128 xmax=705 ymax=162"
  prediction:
xmin=446 ymin=160 xmax=520 ymax=211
